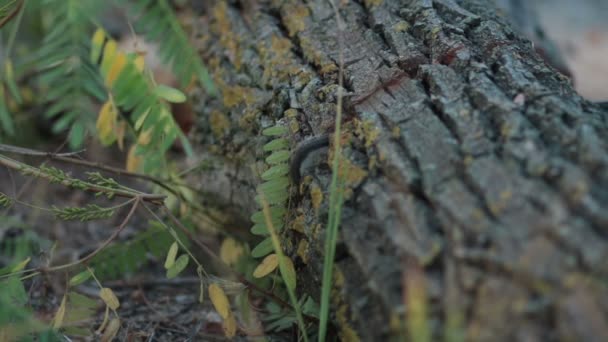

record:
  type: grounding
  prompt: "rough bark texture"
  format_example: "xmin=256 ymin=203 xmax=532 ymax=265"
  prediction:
xmin=186 ymin=0 xmax=608 ymax=341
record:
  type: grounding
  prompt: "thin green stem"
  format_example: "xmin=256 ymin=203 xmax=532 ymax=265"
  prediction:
xmin=319 ymin=1 xmax=346 ymax=341
xmin=259 ymin=193 xmax=309 ymax=342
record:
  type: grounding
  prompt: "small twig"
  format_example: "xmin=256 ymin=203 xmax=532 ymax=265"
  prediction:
xmin=0 ymin=143 xmax=85 ymax=157
xmin=43 ymin=197 xmax=141 ymax=272
xmin=0 ymin=154 xmax=165 ymax=202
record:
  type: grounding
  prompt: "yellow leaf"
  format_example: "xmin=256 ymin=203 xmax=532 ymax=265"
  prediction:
xmin=52 ymin=294 xmax=67 ymax=329
xmin=126 ymin=145 xmax=143 ymax=172
xmin=116 ymin=120 xmax=126 ymax=150
xmin=100 ymin=40 xmax=117 ymax=76
xmin=253 ymin=254 xmax=278 ymax=278
xmin=99 ymin=288 xmax=120 ymax=310
xmin=223 ymin=312 xmax=237 ymax=338
xmin=91 ymin=28 xmax=106 ymax=63
xmin=137 ymin=128 xmax=152 ymax=146
xmin=281 ymin=256 xmax=297 ymax=291
xmin=96 ymin=101 xmax=117 ymax=145
xmin=105 ymin=52 xmax=127 ymax=87
xmin=164 ymin=242 xmax=178 ymax=269
xmin=198 ymin=267 xmax=205 ymax=304
xmin=209 ymin=283 xmax=231 ymax=319
xmin=219 ymin=238 xmax=244 ymax=266
xmin=101 ymin=318 xmax=120 ymax=342
xmin=134 ymin=55 xmax=145 ymax=72
xmin=97 ymin=306 xmax=109 ymax=334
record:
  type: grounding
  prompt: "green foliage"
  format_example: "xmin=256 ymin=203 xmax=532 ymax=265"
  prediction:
xmin=128 ymin=0 xmax=215 ymax=94
xmin=0 ymin=191 xmax=12 ymax=207
xmin=89 ymin=221 xmax=179 ymax=280
xmin=250 ymin=124 xmax=290 ymax=243
xmin=51 ymin=204 xmax=115 ymax=221
xmin=28 ymin=0 xmax=107 ymax=148
xmin=91 ymin=28 xmax=193 ymax=173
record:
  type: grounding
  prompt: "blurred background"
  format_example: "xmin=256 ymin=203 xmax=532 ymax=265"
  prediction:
xmin=533 ymin=0 xmax=608 ymax=100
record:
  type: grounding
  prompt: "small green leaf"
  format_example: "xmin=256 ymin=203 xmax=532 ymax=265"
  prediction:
xmin=261 ymin=164 xmax=289 ymax=181
xmin=155 ymin=84 xmax=186 ymax=103
xmin=263 ymin=138 xmax=289 ymax=152
xmin=251 ymin=206 xmax=285 ymax=224
xmin=69 ymin=269 xmax=93 ymax=286
xmin=262 ymin=126 xmax=288 ymax=136
xmin=266 ymin=150 xmax=291 ymax=165
xmin=251 ymin=238 xmax=274 ymax=258
xmin=280 ymin=256 xmax=297 ymax=291
xmin=164 ymin=242 xmax=178 ymax=269
xmin=166 ymin=255 xmax=189 ymax=279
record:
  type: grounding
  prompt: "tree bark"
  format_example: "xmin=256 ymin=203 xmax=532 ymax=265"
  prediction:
xmin=187 ymin=0 xmax=608 ymax=341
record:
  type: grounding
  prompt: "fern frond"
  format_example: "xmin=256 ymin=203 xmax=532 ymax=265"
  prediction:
xmin=250 ymin=124 xmax=291 ymax=256
xmin=128 ymin=0 xmax=215 ymax=95
xmin=30 ymin=0 xmax=107 ymax=148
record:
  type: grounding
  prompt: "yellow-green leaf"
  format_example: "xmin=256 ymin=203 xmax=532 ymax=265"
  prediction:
xmin=164 ymin=242 xmax=178 ymax=269
xmin=126 ymin=145 xmax=143 ymax=172
xmin=99 ymin=288 xmax=120 ymax=310
xmin=262 ymin=125 xmax=288 ymax=136
xmin=223 ymin=312 xmax=237 ymax=338
xmin=209 ymin=283 xmax=230 ymax=319
xmin=52 ymin=294 xmax=67 ymax=329
xmin=198 ymin=266 xmax=205 ymax=304
xmin=105 ymin=52 xmax=127 ymax=87
xmin=280 ymin=256 xmax=297 ymax=291
xmin=100 ymin=40 xmax=117 ymax=76
xmin=155 ymin=84 xmax=186 ymax=103
xmin=251 ymin=237 xmax=274 ymax=258
xmin=96 ymin=101 xmax=117 ymax=145
xmin=253 ymin=254 xmax=278 ymax=278
xmin=101 ymin=318 xmax=120 ymax=342
xmin=69 ymin=269 xmax=93 ymax=286
xmin=134 ymin=55 xmax=145 ymax=72
xmin=10 ymin=257 xmax=30 ymax=272
xmin=166 ymin=254 xmax=189 ymax=279
xmin=219 ymin=238 xmax=244 ymax=266
xmin=91 ymin=28 xmax=106 ymax=63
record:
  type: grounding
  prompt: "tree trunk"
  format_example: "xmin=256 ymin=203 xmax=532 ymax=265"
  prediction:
xmin=187 ymin=0 xmax=608 ymax=340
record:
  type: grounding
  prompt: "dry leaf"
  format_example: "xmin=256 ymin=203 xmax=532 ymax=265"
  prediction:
xmin=99 ymin=288 xmax=120 ymax=310
xmin=101 ymin=318 xmax=120 ymax=342
xmin=52 ymin=294 xmax=67 ymax=329
xmin=209 ymin=283 xmax=231 ymax=319
xmin=253 ymin=254 xmax=278 ymax=278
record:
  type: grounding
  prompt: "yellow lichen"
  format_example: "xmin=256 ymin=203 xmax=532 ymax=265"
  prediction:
xmin=297 ymin=239 xmax=309 ymax=264
xmin=364 ymin=0 xmax=383 ymax=7
xmin=310 ymin=184 xmax=323 ymax=211
xmin=393 ymin=21 xmax=410 ymax=32
xmin=210 ymin=110 xmax=230 ymax=139
xmin=331 ymin=269 xmax=362 ymax=342
xmin=283 ymin=4 xmax=310 ymax=36
xmin=211 ymin=2 xmax=242 ymax=69
xmin=221 ymin=84 xmax=256 ymax=108
xmin=290 ymin=215 xmax=306 ymax=234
